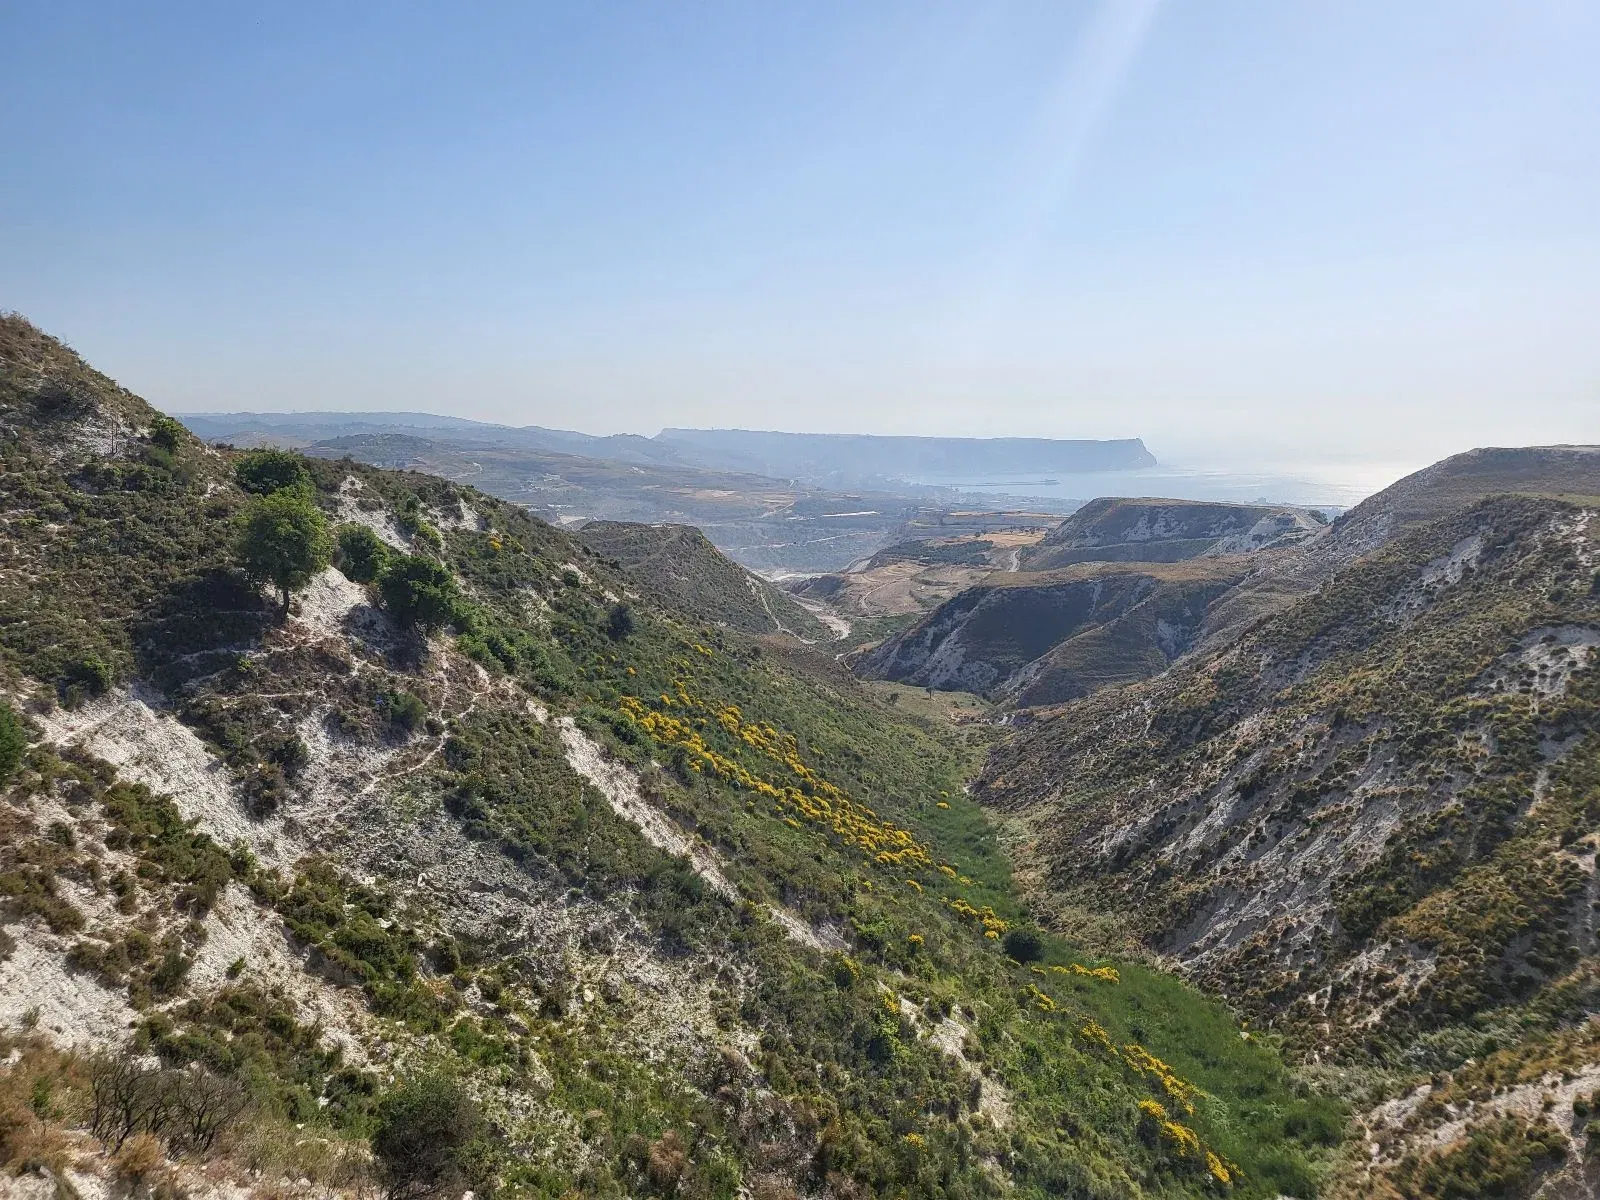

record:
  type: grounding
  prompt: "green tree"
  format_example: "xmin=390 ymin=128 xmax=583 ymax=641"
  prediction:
xmin=336 ymin=524 xmax=390 ymax=583
xmin=234 ymin=448 xmax=312 ymax=496
xmin=0 ymin=702 xmax=27 ymax=781
xmin=147 ymin=415 xmax=185 ymax=450
xmin=378 ymin=555 xmax=459 ymax=633
xmin=1002 ymin=928 xmax=1044 ymax=963
xmin=371 ymin=1075 xmax=490 ymax=1200
xmin=234 ymin=492 xmax=333 ymax=615
xmin=606 ymin=601 xmax=635 ymax=640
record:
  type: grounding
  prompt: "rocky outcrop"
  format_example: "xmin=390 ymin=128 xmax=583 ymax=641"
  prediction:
xmin=1020 ymin=497 xmax=1324 ymax=571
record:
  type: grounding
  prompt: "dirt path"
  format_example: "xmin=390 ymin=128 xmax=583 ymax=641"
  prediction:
xmin=792 ymin=593 xmax=851 ymax=640
xmin=747 ymin=576 xmax=795 ymax=638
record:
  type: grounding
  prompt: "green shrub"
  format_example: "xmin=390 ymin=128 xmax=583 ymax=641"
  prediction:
xmin=147 ymin=415 xmax=185 ymax=450
xmin=58 ymin=653 xmax=113 ymax=704
xmin=1003 ymin=928 xmax=1045 ymax=963
xmin=384 ymin=691 xmax=426 ymax=734
xmin=378 ymin=555 xmax=460 ymax=633
xmin=234 ymin=448 xmax=313 ymax=496
xmin=0 ymin=703 xmax=26 ymax=781
xmin=411 ymin=521 xmax=443 ymax=554
xmin=372 ymin=1074 xmax=491 ymax=1200
xmin=395 ymin=495 xmax=424 ymax=536
xmin=336 ymin=524 xmax=391 ymax=583
xmin=606 ymin=601 xmax=635 ymax=640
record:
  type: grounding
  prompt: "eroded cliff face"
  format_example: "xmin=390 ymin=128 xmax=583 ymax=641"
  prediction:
xmin=856 ymin=561 xmax=1248 ymax=703
xmin=980 ymin=498 xmax=1600 ymax=1051
xmin=1020 ymin=498 xmax=1324 ymax=572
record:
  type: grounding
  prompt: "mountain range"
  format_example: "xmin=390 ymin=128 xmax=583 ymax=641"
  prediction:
xmin=180 ymin=411 xmax=1153 ymax=489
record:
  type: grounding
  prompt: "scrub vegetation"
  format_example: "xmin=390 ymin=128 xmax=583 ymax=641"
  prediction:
xmin=0 ymin=314 xmax=1343 ymax=1197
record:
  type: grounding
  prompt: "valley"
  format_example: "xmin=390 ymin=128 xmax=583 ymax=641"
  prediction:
xmin=4 ymin=314 xmax=1600 ymax=1199
xmin=0 ymin=318 xmax=1339 ymax=1199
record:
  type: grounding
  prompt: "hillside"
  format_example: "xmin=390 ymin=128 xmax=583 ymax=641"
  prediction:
xmin=1021 ymin=498 xmax=1323 ymax=571
xmin=0 ymin=315 xmax=1340 ymax=1199
xmin=856 ymin=561 xmax=1250 ymax=704
xmin=977 ymin=486 xmax=1600 ymax=1194
xmin=576 ymin=521 xmax=830 ymax=641
xmin=1197 ymin=446 xmax=1600 ymax=650
xmin=791 ymin=524 xmax=1052 ymax=613
xmin=855 ymin=500 xmax=1331 ymax=709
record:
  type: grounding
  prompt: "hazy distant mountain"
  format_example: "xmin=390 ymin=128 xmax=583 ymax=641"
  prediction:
xmin=180 ymin=410 xmax=686 ymax=465
xmin=181 ymin=415 xmax=1157 ymax=491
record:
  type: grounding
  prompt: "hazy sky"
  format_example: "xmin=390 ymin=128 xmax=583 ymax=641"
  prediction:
xmin=3 ymin=1 xmax=1596 ymax=468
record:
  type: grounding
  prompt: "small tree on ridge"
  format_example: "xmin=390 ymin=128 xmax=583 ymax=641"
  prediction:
xmin=234 ymin=492 xmax=332 ymax=616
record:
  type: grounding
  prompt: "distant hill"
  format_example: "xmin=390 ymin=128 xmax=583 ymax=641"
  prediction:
xmin=856 ymin=560 xmax=1249 ymax=704
xmin=182 ymin=413 xmax=1160 ymax=491
xmin=857 ymin=499 xmax=1317 ymax=705
xmin=656 ymin=428 xmax=1156 ymax=486
xmin=577 ymin=521 xmax=830 ymax=641
xmin=181 ymin=410 xmax=684 ymax=466
xmin=1021 ymin=497 xmax=1324 ymax=571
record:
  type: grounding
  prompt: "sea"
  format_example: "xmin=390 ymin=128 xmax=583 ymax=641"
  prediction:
xmin=900 ymin=459 xmax=1425 ymax=513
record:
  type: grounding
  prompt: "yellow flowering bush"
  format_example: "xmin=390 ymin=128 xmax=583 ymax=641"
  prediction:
xmin=1078 ymin=1019 xmax=1114 ymax=1051
xmin=1121 ymin=1043 xmax=1198 ymax=1114
xmin=1206 ymin=1150 xmax=1233 ymax=1185
xmin=617 ymin=688 xmax=940 ymax=875
xmin=943 ymin=896 xmax=1008 ymax=937
xmin=1049 ymin=963 xmax=1120 ymax=984
xmin=1138 ymin=1098 xmax=1238 ymax=1184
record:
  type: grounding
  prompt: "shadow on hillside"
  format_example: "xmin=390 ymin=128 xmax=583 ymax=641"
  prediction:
xmin=133 ymin=569 xmax=275 ymax=695
xmin=340 ymin=602 xmax=428 ymax=673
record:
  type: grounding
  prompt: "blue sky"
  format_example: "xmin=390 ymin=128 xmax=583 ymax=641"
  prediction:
xmin=2 ymin=1 xmax=1596 ymax=468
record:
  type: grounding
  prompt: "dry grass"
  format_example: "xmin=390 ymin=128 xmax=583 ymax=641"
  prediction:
xmin=0 ymin=1035 xmax=373 ymax=1198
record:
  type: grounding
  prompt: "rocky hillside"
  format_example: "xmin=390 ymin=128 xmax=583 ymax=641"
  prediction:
xmin=977 ymin=478 xmax=1600 ymax=1195
xmin=856 ymin=500 xmax=1326 ymax=709
xmin=576 ymin=521 xmax=830 ymax=641
xmin=1020 ymin=498 xmax=1324 ymax=571
xmin=1197 ymin=446 xmax=1600 ymax=651
xmin=0 ymin=316 xmax=1341 ymax=1199
xmin=856 ymin=562 xmax=1249 ymax=706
